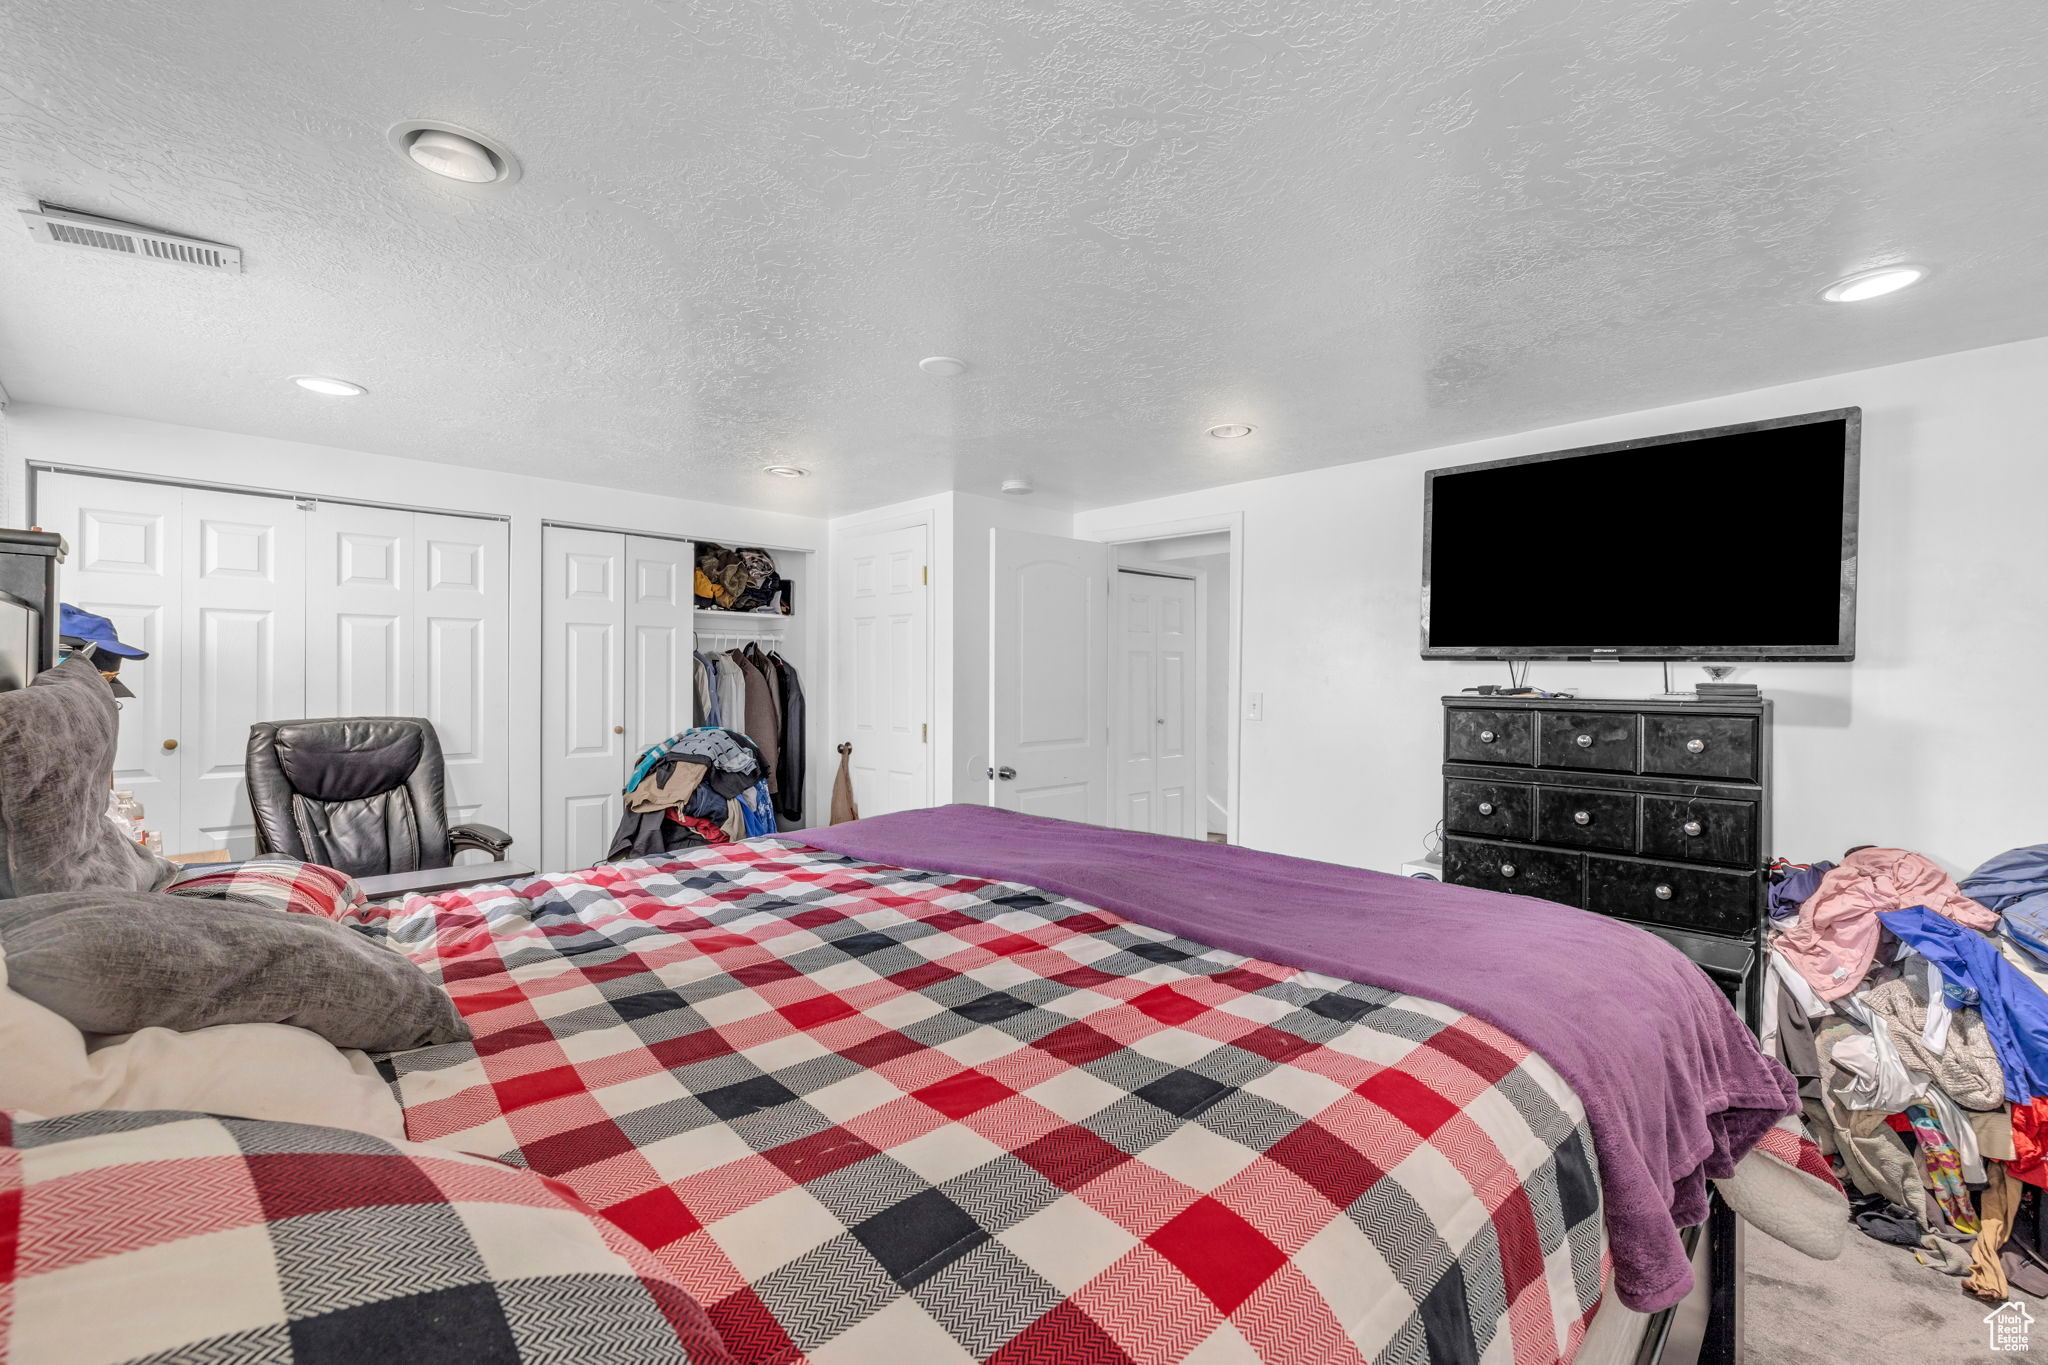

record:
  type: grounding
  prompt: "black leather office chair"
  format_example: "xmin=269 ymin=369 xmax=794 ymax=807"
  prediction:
xmin=245 ymin=717 xmax=513 ymax=879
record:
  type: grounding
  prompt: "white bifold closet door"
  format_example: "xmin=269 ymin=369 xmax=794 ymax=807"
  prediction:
xmin=540 ymin=527 xmax=694 ymax=873
xmin=305 ymin=504 xmax=511 ymax=835
xmin=36 ymin=471 xmax=509 ymax=858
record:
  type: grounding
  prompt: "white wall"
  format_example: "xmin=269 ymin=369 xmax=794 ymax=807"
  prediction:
xmin=1077 ymin=336 xmax=2048 ymax=877
xmin=2 ymin=404 xmax=831 ymax=853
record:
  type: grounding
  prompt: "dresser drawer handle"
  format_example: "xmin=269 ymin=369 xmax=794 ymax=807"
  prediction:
xmin=1654 ymin=883 xmax=1674 ymax=900
xmin=1683 ymin=819 xmax=1704 ymax=837
xmin=1499 ymin=862 xmax=1518 ymax=879
xmin=1575 ymin=733 xmax=1593 ymax=748
xmin=1685 ymin=738 xmax=1707 ymax=754
xmin=1477 ymin=801 xmax=1495 ymax=816
xmin=1479 ymin=729 xmax=1497 ymax=744
xmin=1572 ymin=810 xmax=1591 ymax=825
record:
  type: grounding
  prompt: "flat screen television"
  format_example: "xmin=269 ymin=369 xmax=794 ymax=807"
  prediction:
xmin=1421 ymin=407 xmax=1859 ymax=661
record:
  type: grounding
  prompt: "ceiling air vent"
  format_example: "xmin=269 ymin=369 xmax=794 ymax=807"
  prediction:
xmin=19 ymin=204 xmax=242 ymax=273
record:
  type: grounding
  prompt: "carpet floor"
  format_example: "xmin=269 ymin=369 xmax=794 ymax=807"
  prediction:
xmin=1744 ymin=1223 xmax=2039 ymax=1364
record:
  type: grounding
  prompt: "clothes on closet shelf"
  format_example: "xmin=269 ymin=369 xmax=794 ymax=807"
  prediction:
xmin=694 ymin=543 xmax=789 ymax=614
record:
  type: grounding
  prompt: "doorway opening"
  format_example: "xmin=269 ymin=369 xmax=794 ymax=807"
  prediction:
xmin=1108 ymin=531 xmax=1236 ymax=843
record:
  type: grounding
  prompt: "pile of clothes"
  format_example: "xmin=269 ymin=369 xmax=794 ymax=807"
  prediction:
xmin=606 ymin=728 xmax=777 ymax=861
xmin=1766 ymin=842 xmax=2048 ymax=1300
xmin=694 ymin=543 xmax=788 ymax=615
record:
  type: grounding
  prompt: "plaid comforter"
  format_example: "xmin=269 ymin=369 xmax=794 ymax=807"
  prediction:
xmin=361 ymin=840 xmax=1610 ymax=1364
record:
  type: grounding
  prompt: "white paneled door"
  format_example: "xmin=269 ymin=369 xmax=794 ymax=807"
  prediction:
xmin=306 ymin=503 xmax=512 ymax=834
xmin=1109 ymin=571 xmax=1199 ymax=837
xmin=834 ymin=523 xmax=930 ymax=816
xmin=624 ymin=536 xmax=695 ymax=765
xmin=34 ymin=474 xmax=186 ymax=845
xmin=541 ymin=526 xmax=628 ymax=872
xmin=179 ymin=489 xmax=308 ymax=856
xmin=37 ymin=472 xmax=510 ymax=858
xmin=988 ymin=528 xmax=1109 ymax=823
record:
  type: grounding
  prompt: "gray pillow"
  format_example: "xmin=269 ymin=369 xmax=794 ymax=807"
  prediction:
xmin=0 ymin=890 xmax=469 ymax=1051
xmin=0 ymin=654 xmax=177 ymax=899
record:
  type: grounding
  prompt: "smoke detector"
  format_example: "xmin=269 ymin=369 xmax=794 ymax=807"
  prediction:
xmin=1000 ymin=477 xmax=1035 ymax=495
xmin=20 ymin=204 xmax=242 ymax=272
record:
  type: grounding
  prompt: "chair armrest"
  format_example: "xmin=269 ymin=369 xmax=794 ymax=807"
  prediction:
xmin=450 ymin=822 xmax=515 ymax=858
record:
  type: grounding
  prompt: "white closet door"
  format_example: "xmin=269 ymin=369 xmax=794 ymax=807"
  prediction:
xmin=179 ymin=488 xmax=307 ymax=857
xmin=541 ymin=526 xmax=626 ymax=871
xmin=32 ymin=473 xmax=185 ymax=847
xmin=1110 ymin=571 xmax=1198 ymax=837
xmin=417 ymin=514 xmax=511 ymax=834
xmin=836 ymin=523 xmax=931 ymax=816
xmin=624 ymin=536 xmax=694 ymax=764
xmin=306 ymin=504 xmax=413 ymax=719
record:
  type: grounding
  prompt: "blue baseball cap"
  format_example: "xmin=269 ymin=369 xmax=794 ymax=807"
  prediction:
xmin=58 ymin=604 xmax=149 ymax=659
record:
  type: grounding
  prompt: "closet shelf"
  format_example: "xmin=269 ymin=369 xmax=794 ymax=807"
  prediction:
xmin=693 ymin=609 xmax=792 ymax=626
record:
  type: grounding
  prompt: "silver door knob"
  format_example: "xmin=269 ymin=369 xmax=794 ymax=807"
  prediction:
xmin=1575 ymin=733 xmax=1593 ymax=748
xmin=1479 ymin=729 xmax=1496 ymax=743
xmin=995 ymin=766 xmax=1017 ymax=781
xmin=1654 ymin=884 xmax=1674 ymax=900
xmin=1499 ymin=862 xmax=1517 ymax=878
xmin=1573 ymin=810 xmax=1591 ymax=825
xmin=1683 ymin=820 xmax=1704 ymax=837
xmin=1685 ymin=738 xmax=1707 ymax=754
xmin=1477 ymin=801 xmax=1495 ymax=815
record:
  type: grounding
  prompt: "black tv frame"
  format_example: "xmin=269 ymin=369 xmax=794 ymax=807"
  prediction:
xmin=1420 ymin=407 xmax=1861 ymax=662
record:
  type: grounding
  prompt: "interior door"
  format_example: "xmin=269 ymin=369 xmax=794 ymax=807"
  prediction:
xmin=306 ymin=503 xmax=412 ymax=719
xmin=1110 ymin=570 xmax=1198 ymax=836
xmin=179 ymin=487 xmax=308 ymax=857
xmin=416 ymin=513 xmax=511 ymax=835
xmin=624 ymin=536 xmax=694 ymax=766
xmin=835 ymin=523 xmax=930 ymax=816
xmin=541 ymin=526 xmax=625 ymax=871
xmin=32 ymin=473 xmax=185 ymax=848
xmin=988 ymin=528 xmax=1108 ymax=823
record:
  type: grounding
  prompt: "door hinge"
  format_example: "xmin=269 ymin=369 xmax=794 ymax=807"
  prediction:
xmin=921 ymin=722 xmax=928 ymax=743
xmin=922 ymin=565 xmax=929 ymax=585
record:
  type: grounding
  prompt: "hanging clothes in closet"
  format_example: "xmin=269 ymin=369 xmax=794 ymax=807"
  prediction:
xmin=769 ymin=648 xmax=805 ymax=821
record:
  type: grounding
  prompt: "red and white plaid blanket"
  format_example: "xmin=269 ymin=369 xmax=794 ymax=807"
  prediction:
xmin=359 ymin=840 xmax=1612 ymax=1364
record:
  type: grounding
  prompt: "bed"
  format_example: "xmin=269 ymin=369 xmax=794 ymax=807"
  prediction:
xmin=336 ymin=805 xmax=1813 ymax=1365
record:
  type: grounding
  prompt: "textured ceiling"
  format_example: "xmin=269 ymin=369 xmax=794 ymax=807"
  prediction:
xmin=2 ymin=1 xmax=2046 ymax=516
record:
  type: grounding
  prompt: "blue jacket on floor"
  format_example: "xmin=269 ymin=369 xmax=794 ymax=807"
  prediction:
xmin=1880 ymin=906 xmax=2048 ymax=1103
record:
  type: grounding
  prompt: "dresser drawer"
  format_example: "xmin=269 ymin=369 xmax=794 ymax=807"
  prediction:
xmin=1443 ymin=837 xmax=1584 ymax=907
xmin=1538 ymin=711 xmax=1639 ymax=772
xmin=1640 ymin=796 xmax=1757 ymax=868
xmin=1535 ymin=787 xmax=1638 ymax=852
xmin=1641 ymin=714 xmax=1758 ymax=781
xmin=1446 ymin=779 xmax=1535 ymax=840
xmin=1585 ymin=857 xmax=1757 ymax=936
xmin=1446 ymin=709 xmax=1534 ymax=765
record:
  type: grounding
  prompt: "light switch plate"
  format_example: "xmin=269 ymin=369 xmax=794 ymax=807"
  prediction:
xmin=1246 ymin=692 xmax=1264 ymax=721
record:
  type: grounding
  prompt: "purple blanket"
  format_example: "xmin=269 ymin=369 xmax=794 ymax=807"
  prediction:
xmin=799 ymin=805 xmax=1796 ymax=1313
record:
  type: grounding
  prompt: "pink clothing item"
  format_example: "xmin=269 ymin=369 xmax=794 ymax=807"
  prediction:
xmin=1776 ymin=847 xmax=1999 ymax=1000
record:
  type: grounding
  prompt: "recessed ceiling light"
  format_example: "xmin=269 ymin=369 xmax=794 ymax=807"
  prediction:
xmin=762 ymin=464 xmax=810 ymax=478
xmin=290 ymin=375 xmax=366 ymax=397
xmin=918 ymin=356 xmax=968 ymax=377
xmin=387 ymin=121 xmax=522 ymax=187
xmin=1821 ymin=265 xmax=1926 ymax=303
xmin=1206 ymin=423 xmax=1254 ymax=439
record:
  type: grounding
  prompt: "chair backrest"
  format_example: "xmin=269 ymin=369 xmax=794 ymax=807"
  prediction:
xmin=245 ymin=717 xmax=451 ymax=877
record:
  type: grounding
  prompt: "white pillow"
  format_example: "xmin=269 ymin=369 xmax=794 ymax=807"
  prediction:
xmin=0 ymin=944 xmax=406 ymax=1141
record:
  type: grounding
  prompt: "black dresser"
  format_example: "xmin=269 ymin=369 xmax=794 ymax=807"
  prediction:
xmin=1439 ymin=694 xmax=1769 ymax=1021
